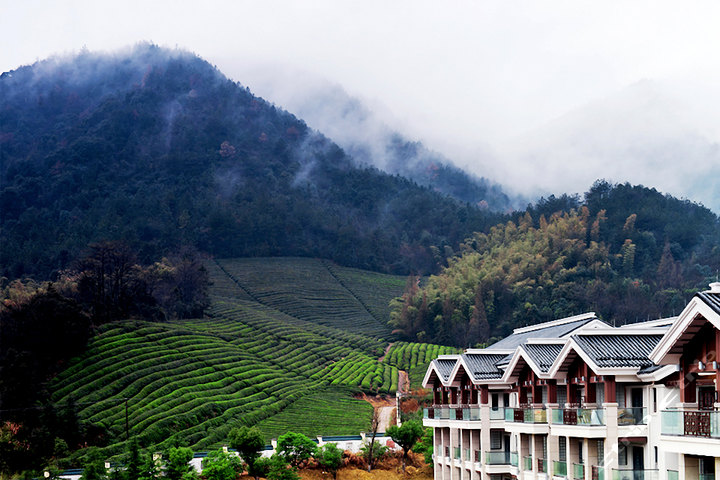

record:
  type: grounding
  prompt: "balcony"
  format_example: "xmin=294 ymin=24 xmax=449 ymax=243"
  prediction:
xmin=485 ymin=451 xmax=518 ymax=466
xmin=666 ymin=471 xmax=678 ymax=480
xmin=523 ymin=456 xmax=532 ymax=471
xmin=573 ymin=463 xmax=585 ymax=480
xmin=462 ymin=407 xmax=481 ymax=421
xmin=553 ymin=460 xmax=568 ymax=477
xmin=537 ymin=459 xmax=548 ymax=474
xmin=592 ymin=466 xmax=606 ymax=480
xmin=490 ymin=407 xmax=505 ymax=420
xmin=551 ymin=408 xmax=605 ymax=425
xmin=661 ymin=410 xmax=720 ymax=438
xmin=617 ymin=407 xmax=647 ymax=426
xmin=505 ymin=407 xmax=548 ymax=423
xmin=612 ymin=469 xmax=658 ymax=480
xmin=423 ymin=405 xmax=483 ymax=421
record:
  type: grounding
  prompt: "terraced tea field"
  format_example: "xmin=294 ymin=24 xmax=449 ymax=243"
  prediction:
xmin=49 ymin=258 xmax=455 ymax=459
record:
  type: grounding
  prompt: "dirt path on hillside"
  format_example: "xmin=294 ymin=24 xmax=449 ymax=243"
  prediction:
xmin=356 ymin=394 xmax=396 ymax=431
xmin=398 ymin=370 xmax=409 ymax=393
xmin=377 ymin=405 xmax=395 ymax=432
xmin=378 ymin=343 xmax=394 ymax=362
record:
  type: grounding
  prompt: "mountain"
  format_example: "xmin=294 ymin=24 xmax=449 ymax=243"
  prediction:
xmin=226 ymin=72 xmax=516 ymax=211
xmin=0 ymin=44 xmax=504 ymax=280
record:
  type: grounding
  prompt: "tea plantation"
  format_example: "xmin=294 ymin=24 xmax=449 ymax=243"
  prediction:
xmin=49 ymin=258 xmax=457 ymax=459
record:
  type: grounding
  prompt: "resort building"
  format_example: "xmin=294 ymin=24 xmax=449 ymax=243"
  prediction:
xmin=422 ymin=283 xmax=720 ymax=480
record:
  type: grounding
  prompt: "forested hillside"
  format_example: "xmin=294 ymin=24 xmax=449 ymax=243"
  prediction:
xmin=0 ymin=44 xmax=502 ymax=280
xmin=391 ymin=181 xmax=720 ymax=346
xmin=32 ymin=258 xmax=455 ymax=465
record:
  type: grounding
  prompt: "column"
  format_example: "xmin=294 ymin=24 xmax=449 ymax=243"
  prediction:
xmin=480 ymin=403 xmax=491 ymax=480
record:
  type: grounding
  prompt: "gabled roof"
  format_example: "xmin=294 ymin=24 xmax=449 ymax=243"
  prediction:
xmin=435 ymin=359 xmax=458 ymax=381
xmin=572 ymin=334 xmax=663 ymax=369
xmin=697 ymin=291 xmax=720 ymax=315
xmin=486 ymin=313 xmax=600 ymax=350
xmin=461 ymin=352 xmax=507 ymax=380
xmin=650 ymin=286 xmax=720 ymax=365
xmin=523 ymin=343 xmax=564 ymax=372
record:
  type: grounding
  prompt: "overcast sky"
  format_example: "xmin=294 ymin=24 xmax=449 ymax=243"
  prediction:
xmin=3 ymin=1 xmax=720 ymax=210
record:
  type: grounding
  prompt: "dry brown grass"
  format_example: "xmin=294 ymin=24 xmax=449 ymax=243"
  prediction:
xmin=299 ymin=452 xmax=432 ymax=480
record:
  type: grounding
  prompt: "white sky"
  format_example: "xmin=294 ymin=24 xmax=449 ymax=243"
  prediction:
xmin=3 ymin=1 xmax=720 ymax=210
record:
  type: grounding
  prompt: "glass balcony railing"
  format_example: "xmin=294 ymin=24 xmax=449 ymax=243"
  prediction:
xmin=550 ymin=408 xmax=604 ymax=425
xmin=490 ymin=407 xmax=505 ymax=420
xmin=510 ymin=451 xmax=519 ymax=467
xmin=537 ymin=459 xmax=547 ymax=473
xmin=617 ymin=407 xmax=647 ymax=425
xmin=474 ymin=450 xmax=481 ymax=463
xmin=523 ymin=456 xmax=532 ymax=471
xmin=592 ymin=466 xmax=605 ymax=480
xmin=462 ymin=407 xmax=481 ymax=421
xmin=612 ymin=469 xmax=658 ymax=480
xmin=505 ymin=407 xmax=516 ymax=422
xmin=661 ymin=410 xmax=720 ymax=438
xmin=525 ymin=408 xmax=548 ymax=423
xmin=573 ymin=463 xmax=585 ymax=479
xmin=699 ymin=475 xmax=715 ymax=480
xmin=505 ymin=407 xmax=547 ymax=423
xmin=553 ymin=460 xmax=568 ymax=477
xmin=454 ymin=447 xmax=461 ymax=459
xmin=666 ymin=471 xmax=678 ymax=480
xmin=486 ymin=451 xmax=512 ymax=465
xmin=464 ymin=448 xmax=470 ymax=461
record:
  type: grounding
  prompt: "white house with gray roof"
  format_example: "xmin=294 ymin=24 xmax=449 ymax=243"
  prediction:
xmin=422 ymin=284 xmax=720 ymax=480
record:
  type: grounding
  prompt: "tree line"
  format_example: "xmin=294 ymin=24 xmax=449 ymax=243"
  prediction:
xmin=11 ymin=422 xmax=429 ymax=480
xmin=0 ymin=241 xmax=210 ymax=476
xmin=391 ymin=181 xmax=720 ymax=346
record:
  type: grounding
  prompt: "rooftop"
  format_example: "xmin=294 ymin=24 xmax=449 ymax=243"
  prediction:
xmin=487 ymin=314 xmax=600 ymax=351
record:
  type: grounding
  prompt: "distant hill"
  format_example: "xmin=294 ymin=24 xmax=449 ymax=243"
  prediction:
xmin=0 ymin=44 xmax=503 ymax=280
xmin=235 ymin=75 xmax=516 ymax=210
xmin=391 ymin=181 xmax=720 ymax=346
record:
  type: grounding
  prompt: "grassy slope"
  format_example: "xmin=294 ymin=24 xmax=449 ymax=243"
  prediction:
xmin=50 ymin=258 xmax=455 ymax=460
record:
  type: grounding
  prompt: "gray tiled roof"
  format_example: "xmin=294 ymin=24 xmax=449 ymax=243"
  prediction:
xmin=697 ymin=292 xmax=720 ymax=315
xmin=486 ymin=318 xmax=595 ymax=350
xmin=637 ymin=364 xmax=664 ymax=375
xmin=572 ymin=334 xmax=663 ymax=369
xmin=434 ymin=359 xmax=457 ymax=381
xmin=462 ymin=353 xmax=507 ymax=380
xmin=522 ymin=343 xmax=564 ymax=372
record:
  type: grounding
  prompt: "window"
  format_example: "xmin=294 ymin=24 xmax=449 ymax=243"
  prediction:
xmin=653 ymin=388 xmax=657 ymax=413
xmin=618 ymin=444 xmax=627 ymax=466
xmin=492 ymin=393 xmax=499 ymax=410
xmin=558 ymin=389 xmax=567 ymax=406
xmin=503 ymin=393 xmax=510 ymax=408
xmin=578 ymin=441 xmax=583 ymax=464
xmin=597 ymin=440 xmax=604 ymax=466
xmin=616 ymin=387 xmax=625 ymax=407
xmin=490 ymin=430 xmax=502 ymax=450
xmin=654 ymin=446 xmax=658 ymax=466
xmin=559 ymin=437 xmax=566 ymax=462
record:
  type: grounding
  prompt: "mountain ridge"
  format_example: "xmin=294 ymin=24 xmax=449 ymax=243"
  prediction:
xmin=0 ymin=44 xmax=504 ymax=279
